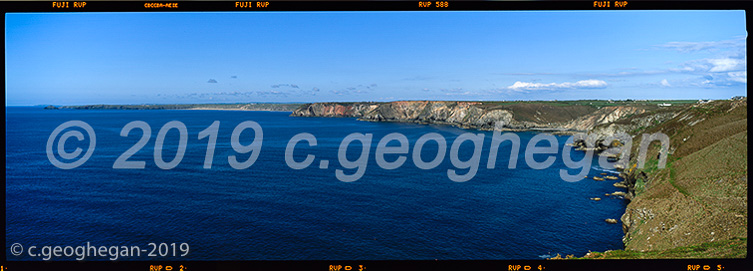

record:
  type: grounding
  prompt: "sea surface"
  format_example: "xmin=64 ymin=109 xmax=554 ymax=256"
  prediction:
xmin=6 ymin=107 xmax=627 ymax=260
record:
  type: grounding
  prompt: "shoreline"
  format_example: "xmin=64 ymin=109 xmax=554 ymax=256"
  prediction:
xmin=181 ymin=107 xmax=293 ymax=112
xmin=38 ymin=99 xmax=748 ymax=258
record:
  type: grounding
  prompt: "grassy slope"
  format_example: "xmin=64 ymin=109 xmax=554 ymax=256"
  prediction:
xmin=582 ymin=237 xmax=747 ymax=259
xmin=581 ymin=99 xmax=747 ymax=259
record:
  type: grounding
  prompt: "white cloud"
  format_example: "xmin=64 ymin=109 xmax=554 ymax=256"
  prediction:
xmin=271 ymin=83 xmax=299 ymax=89
xmin=707 ymin=58 xmax=745 ymax=72
xmin=507 ymin=79 xmax=607 ymax=91
xmin=693 ymin=71 xmax=747 ymax=87
xmin=654 ymin=37 xmax=745 ymax=53
xmin=257 ymin=90 xmax=287 ymax=97
xmin=673 ymin=57 xmax=746 ymax=73
xmin=728 ymin=71 xmax=747 ymax=83
xmin=440 ymin=88 xmax=465 ymax=93
xmin=500 ymin=37 xmax=745 ymax=90
xmin=643 ymin=37 xmax=747 ymax=88
xmin=672 ymin=56 xmax=746 ymax=87
xmin=444 ymin=92 xmax=474 ymax=96
xmin=497 ymin=70 xmax=668 ymax=78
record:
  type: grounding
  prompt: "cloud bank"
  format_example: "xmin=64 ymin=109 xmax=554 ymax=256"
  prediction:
xmin=271 ymin=84 xmax=299 ymax=89
xmin=653 ymin=37 xmax=745 ymax=53
xmin=507 ymin=79 xmax=607 ymax=91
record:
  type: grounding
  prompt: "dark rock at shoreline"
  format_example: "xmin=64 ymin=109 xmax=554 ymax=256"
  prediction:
xmin=296 ymin=99 xmax=748 ymax=258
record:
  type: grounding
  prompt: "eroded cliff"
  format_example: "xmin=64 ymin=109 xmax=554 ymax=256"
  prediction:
xmin=614 ymin=99 xmax=747 ymax=254
xmin=293 ymin=99 xmax=748 ymax=258
xmin=292 ymin=101 xmax=649 ymax=132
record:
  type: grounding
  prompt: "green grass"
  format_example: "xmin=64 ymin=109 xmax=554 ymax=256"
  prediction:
xmin=630 ymin=126 xmax=647 ymax=134
xmin=641 ymin=157 xmax=661 ymax=175
xmin=481 ymin=99 xmax=699 ymax=109
xmin=634 ymin=178 xmax=646 ymax=195
xmin=666 ymin=157 xmax=691 ymax=197
xmin=579 ymin=238 xmax=747 ymax=259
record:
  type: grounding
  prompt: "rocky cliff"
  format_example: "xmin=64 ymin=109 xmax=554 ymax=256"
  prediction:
xmin=294 ymin=99 xmax=747 ymax=258
xmin=612 ymin=99 xmax=747 ymax=256
xmin=292 ymin=101 xmax=650 ymax=132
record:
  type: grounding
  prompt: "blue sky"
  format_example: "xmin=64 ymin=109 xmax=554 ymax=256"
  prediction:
xmin=5 ymin=11 xmax=747 ymax=106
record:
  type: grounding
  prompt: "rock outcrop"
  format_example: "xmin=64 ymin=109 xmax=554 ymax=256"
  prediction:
xmin=290 ymin=102 xmax=379 ymax=117
xmin=292 ymin=101 xmax=647 ymax=132
xmin=616 ymin=99 xmax=747 ymax=254
xmin=294 ymin=99 xmax=748 ymax=257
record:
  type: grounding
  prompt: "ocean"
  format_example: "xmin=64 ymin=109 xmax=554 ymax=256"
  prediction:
xmin=5 ymin=107 xmax=627 ymax=260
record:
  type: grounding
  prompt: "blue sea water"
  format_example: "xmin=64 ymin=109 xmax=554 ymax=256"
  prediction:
xmin=5 ymin=107 xmax=627 ymax=260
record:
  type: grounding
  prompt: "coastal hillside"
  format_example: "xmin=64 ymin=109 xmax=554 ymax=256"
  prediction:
xmin=293 ymin=99 xmax=747 ymax=258
xmin=587 ymin=98 xmax=747 ymax=258
xmin=55 ymin=99 xmax=746 ymax=258
xmin=291 ymin=100 xmax=688 ymax=132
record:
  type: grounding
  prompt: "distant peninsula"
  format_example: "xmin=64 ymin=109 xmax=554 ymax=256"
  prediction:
xmin=58 ymin=103 xmax=302 ymax=112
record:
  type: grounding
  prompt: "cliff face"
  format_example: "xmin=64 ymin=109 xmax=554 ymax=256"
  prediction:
xmin=563 ymin=106 xmax=647 ymax=131
xmin=290 ymin=102 xmax=379 ymax=117
xmin=360 ymin=101 xmax=511 ymax=130
xmin=294 ymin=99 xmax=748 ymax=258
xmin=292 ymin=101 xmax=645 ymax=132
xmin=616 ymin=99 xmax=747 ymax=253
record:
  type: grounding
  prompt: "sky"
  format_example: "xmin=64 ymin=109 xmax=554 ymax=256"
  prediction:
xmin=5 ymin=11 xmax=747 ymax=106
